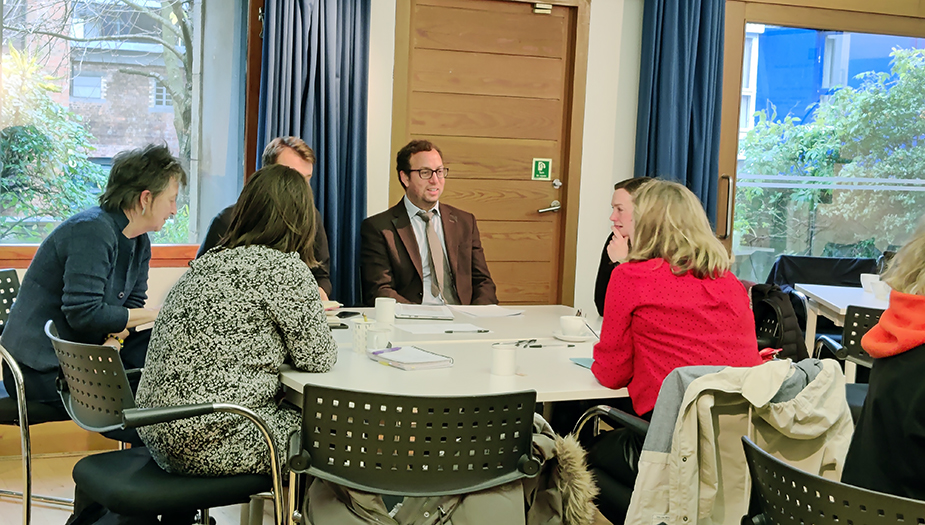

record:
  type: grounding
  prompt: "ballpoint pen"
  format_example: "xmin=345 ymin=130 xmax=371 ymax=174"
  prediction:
xmin=445 ymin=329 xmax=490 ymax=333
xmin=527 ymin=344 xmax=575 ymax=348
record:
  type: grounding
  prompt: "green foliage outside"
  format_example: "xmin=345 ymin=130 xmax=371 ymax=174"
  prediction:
xmin=0 ymin=46 xmax=108 ymax=242
xmin=736 ymin=48 xmax=925 ymax=256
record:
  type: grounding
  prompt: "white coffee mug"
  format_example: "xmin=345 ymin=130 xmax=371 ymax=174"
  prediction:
xmin=375 ymin=297 xmax=397 ymax=326
xmin=491 ymin=345 xmax=516 ymax=376
xmin=560 ymin=316 xmax=585 ymax=337
xmin=367 ymin=325 xmax=393 ymax=351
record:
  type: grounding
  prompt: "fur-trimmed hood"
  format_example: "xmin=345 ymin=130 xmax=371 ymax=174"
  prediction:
xmin=303 ymin=413 xmax=600 ymax=525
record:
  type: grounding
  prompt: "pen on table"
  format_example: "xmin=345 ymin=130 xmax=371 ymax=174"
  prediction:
xmin=528 ymin=344 xmax=575 ymax=348
xmin=445 ymin=329 xmax=490 ymax=333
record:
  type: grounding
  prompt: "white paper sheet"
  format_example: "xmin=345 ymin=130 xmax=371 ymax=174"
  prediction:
xmin=394 ymin=304 xmax=454 ymax=320
xmin=449 ymin=305 xmax=525 ymax=317
xmin=395 ymin=322 xmax=491 ymax=335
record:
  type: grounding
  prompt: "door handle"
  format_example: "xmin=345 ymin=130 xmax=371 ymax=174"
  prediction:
xmin=718 ymin=174 xmax=733 ymax=240
xmin=538 ymin=200 xmax=561 ymax=213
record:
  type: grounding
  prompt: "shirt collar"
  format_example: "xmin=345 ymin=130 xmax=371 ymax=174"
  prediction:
xmin=403 ymin=195 xmax=440 ymax=218
xmin=103 ymin=206 xmax=131 ymax=232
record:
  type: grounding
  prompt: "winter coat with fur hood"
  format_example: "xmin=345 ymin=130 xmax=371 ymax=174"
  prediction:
xmin=303 ymin=414 xmax=599 ymax=525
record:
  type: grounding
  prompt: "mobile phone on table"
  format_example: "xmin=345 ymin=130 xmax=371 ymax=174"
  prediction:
xmin=336 ymin=311 xmax=361 ymax=319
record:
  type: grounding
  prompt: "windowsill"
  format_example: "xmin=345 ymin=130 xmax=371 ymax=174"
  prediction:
xmin=0 ymin=244 xmax=197 ymax=268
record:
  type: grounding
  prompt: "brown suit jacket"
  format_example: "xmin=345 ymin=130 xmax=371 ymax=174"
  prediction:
xmin=360 ymin=201 xmax=497 ymax=306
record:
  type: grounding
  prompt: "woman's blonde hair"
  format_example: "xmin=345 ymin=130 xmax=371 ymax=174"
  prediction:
xmin=882 ymin=217 xmax=925 ymax=295
xmin=628 ymin=179 xmax=730 ymax=278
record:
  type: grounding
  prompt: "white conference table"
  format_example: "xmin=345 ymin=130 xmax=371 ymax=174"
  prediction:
xmin=337 ymin=304 xmax=593 ymax=344
xmin=281 ymin=305 xmax=624 ymax=405
xmin=794 ymin=284 xmax=888 ymax=382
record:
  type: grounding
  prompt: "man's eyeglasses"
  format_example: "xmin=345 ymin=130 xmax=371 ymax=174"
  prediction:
xmin=408 ymin=167 xmax=449 ymax=180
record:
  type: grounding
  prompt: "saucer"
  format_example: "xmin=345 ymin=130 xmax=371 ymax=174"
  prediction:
xmin=553 ymin=331 xmax=596 ymax=343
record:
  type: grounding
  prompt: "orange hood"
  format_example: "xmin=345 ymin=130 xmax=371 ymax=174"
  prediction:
xmin=862 ymin=290 xmax=925 ymax=359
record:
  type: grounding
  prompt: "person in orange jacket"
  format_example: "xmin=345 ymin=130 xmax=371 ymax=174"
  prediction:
xmin=841 ymin=216 xmax=925 ymax=500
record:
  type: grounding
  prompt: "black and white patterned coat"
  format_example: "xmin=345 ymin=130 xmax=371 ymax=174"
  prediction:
xmin=136 ymin=245 xmax=337 ymax=476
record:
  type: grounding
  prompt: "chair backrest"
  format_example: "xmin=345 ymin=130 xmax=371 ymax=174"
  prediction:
xmin=44 ymin=320 xmax=134 ymax=433
xmin=293 ymin=385 xmax=540 ymax=497
xmin=765 ymin=255 xmax=878 ymax=289
xmin=742 ymin=436 xmax=925 ymax=525
xmin=765 ymin=255 xmax=878 ymax=332
xmin=839 ymin=306 xmax=883 ymax=368
xmin=0 ymin=268 xmax=21 ymax=334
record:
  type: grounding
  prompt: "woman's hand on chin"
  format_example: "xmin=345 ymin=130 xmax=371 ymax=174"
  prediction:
xmin=607 ymin=229 xmax=629 ymax=263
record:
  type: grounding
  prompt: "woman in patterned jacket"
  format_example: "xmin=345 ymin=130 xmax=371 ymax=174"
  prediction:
xmin=136 ymin=163 xmax=337 ymax=476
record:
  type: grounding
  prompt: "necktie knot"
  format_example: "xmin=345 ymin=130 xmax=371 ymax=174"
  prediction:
xmin=417 ymin=209 xmax=436 ymax=222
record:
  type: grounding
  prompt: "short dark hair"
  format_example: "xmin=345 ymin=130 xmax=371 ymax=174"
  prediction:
xmin=262 ymin=137 xmax=316 ymax=167
xmin=613 ymin=177 xmax=654 ymax=195
xmin=99 ymin=144 xmax=187 ymax=212
xmin=220 ymin=164 xmax=318 ymax=266
xmin=396 ymin=139 xmax=443 ymax=189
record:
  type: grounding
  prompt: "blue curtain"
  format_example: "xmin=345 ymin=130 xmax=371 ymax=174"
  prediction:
xmin=258 ymin=0 xmax=370 ymax=305
xmin=633 ymin=0 xmax=725 ymax=224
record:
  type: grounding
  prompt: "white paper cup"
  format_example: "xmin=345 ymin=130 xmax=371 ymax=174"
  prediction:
xmin=375 ymin=297 xmax=397 ymax=326
xmin=860 ymin=273 xmax=879 ymax=293
xmin=560 ymin=316 xmax=585 ymax=337
xmin=491 ymin=345 xmax=517 ymax=376
xmin=367 ymin=325 xmax=393 ymax=351
xmin=351 ymin=318 xmax=376 ymax=354
xmin=871 ymin=281 xmax=891 ymax=301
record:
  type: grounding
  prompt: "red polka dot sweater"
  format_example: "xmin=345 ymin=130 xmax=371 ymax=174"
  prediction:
xmin=591 ymin=258 xmax=762 ymax=415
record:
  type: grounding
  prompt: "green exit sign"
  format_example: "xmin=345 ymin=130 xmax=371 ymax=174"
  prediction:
xmin=532 ymin=158 xmax=552 ymax=180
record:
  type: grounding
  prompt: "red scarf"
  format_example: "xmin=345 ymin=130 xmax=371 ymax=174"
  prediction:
xmin=862 ymin=290 xmax=925 ymax=358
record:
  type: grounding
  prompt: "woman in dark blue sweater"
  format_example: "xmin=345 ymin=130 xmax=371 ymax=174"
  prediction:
xmin=1 ymin=144 xmax=186 ymax=412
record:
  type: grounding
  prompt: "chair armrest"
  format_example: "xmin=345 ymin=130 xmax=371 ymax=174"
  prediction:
xmin=125 ymin=368 xmax=143 ymax=381
xmin=288 ymin=430 xmax=311 ymax=473
xmin=815 ymin=335 xmax=847 ymax=360
xmin=122 ymin=403 xmax=215 ymax=428
xmin=124 ymin=403 xmax=286 ymax=525
xmin=572 ymin=404 xmax=649 ymax=439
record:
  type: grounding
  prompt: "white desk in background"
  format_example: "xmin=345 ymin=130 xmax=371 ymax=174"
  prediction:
xmin=281 ymin=340 xmax=625 ymax=406
xmin=794 ymin=284 xmax=888 ymax=382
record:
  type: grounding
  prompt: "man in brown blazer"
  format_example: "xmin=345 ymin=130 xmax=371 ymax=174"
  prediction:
xmin=360 ymin=140 xmax=497 ymax=306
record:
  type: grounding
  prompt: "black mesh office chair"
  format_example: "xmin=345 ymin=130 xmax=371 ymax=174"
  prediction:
xmin=742 ymin=435 xmax=925 ymax=525
xmin=46 ymin=320 xmax=286 ymax=525
xmin=288 ymin=385 xmax=541 ymax=510
xmin=816 ymin=305 xmax=883 ymax=422
xmin=0 ymin=269 xmax=74 ymax=524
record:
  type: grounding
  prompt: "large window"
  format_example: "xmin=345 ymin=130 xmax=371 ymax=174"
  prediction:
xmin=722 ymin=4 xmax=925 ymax=283
xmin=1 ymin=0 xmax=248 ymax=250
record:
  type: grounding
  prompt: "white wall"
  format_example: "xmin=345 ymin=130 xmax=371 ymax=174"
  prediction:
xmin=366 ymin=0 xmax=398 ymax=217
xmin=573 ymin=0 xmax=644 ymax=317
xmin=365 ymin=1 xmax=644 ymax=313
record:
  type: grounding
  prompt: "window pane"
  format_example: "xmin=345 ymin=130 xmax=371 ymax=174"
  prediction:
xmin=731 ymin=25 xmax=925 ymax=282
xmin=0 ymin=0 xmax=243 ymax=245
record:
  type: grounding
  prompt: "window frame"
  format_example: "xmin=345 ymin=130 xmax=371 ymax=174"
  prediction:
xmin=0 ymin=0 xmax=264 ymax=269
xmin=717 ymin=0 xmax=925 ymax=249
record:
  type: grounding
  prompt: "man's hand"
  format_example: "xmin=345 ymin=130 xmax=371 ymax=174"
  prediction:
xmin=607 ymin=227 xmax=629 ymax=263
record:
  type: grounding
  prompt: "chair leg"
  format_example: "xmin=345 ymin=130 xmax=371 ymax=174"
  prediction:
xmin=0 ymin=489 xmax=75 ymax=507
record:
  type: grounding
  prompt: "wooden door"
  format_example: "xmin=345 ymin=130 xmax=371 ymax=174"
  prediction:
xmin=390 ymin=0 xmax=589 ymax=305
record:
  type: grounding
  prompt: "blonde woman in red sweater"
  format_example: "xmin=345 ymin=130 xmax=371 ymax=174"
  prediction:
xmin=587 ymin=180 xmax=762 ymax=524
